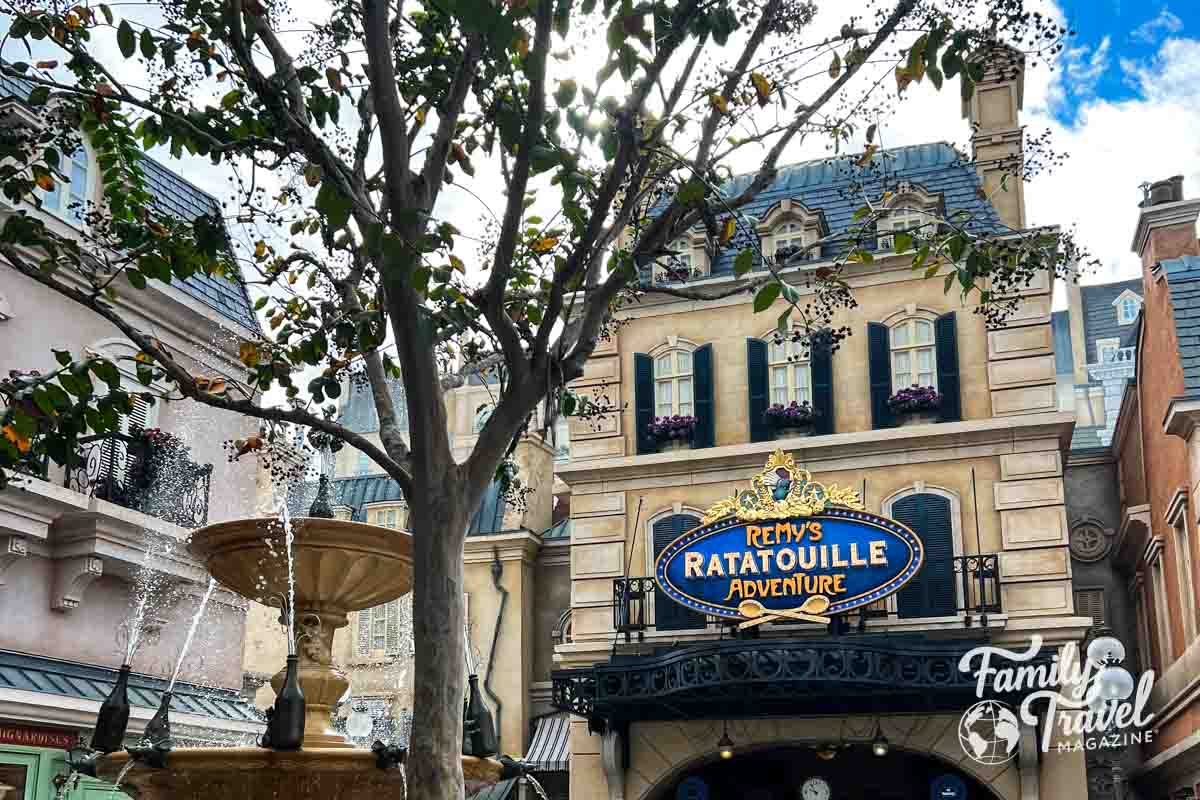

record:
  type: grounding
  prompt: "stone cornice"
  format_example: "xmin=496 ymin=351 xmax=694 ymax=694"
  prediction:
xmin=1166 ymin=486 xmax=1189 ymax=527
xmin=1131 ymin=197 xmax=1200 ymax=255
xmin=557 ymin=413 xmax=1075 ymax=486
xmin=1115 ymin=503 xmax=1152 ymax=565
xmin=462 ymin=529 xmax=542 ymax=565
xmin=1163 ymin=396 xmax=1200 ymax=439
xmin=538 ymin=538 xmax=571 ymax=567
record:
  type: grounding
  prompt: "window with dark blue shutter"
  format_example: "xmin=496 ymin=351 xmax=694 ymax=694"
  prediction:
xmin=810 ymin=334 xmax=834 ymax=435
xmin=747 ymin=339 xmax=770 ymax=443
xmin=653 ymin=514 xmax=707 ymax=630
xmin=867 ymin=322 xmax=894 ymax=429
xmin=891 ymin=493 xmax=957 ymax=618
xmin=692 ymin=344 xmax=715 ymax=448
xmin=634 ymin=353 xmax=655 ymax=454
xmin=935 ymin=312 xmax=961 ymax=422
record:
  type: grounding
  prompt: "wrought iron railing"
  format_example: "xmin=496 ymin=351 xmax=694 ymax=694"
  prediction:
xmin=613 ymin=553 xmax=1002 ymax=640
xmin=64 ymin=432 xmax=213 ymax=528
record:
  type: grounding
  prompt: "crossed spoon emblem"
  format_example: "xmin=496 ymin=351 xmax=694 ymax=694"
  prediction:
xmin=737 ymin=595 xmax=832 ymax=629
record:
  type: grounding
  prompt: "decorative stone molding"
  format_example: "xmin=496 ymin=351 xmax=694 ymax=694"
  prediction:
xmin=0 ymin=535 xmax=28 ymax=586
xmin=1163 ymin=397 xmax=1200 ymax=440
xmin=1067 ymin=517 xmax=1115 ymax=563
xmin=600 ymin=729 xmax=626 ymax=800
xmin=50 ymin=555 xmax=103 ymax=611
xmin=1131 ymin=197 xmax=1200 ymax=255
xmin=754 ymin=199 xmax=829 ymax=260
xmin=881 ymin=182 xmax=944 ymax=214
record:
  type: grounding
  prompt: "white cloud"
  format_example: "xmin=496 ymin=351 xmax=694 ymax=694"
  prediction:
xmin=1062 ymin=36 xmax=1111 ymax=98
xmin=1131 ymin=7 xmax=1184 ymax=45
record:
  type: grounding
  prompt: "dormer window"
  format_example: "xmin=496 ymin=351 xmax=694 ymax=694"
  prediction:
xmin=653 ymin=235 xmax=704 ymax=283
xmin=877 ymin=185 xmax=943 ymax=252
xmin=1113 ymin=289 xmax=1143 ymax=326
xmin=40 ymin=146 xmax=91 ymax=225
xmin=756 ymin=199 xmax=828 ymax=267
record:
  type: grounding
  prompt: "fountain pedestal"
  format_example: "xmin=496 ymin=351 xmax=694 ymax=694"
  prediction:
xmin=96 ymin=517 xmax=508 ymax=799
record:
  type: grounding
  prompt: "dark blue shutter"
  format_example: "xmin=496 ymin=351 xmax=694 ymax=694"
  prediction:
xmin=935 ymin=312 xmax=961 ymax=422
xmin=747 ymin=339 xmax=770 ymax=443
xmin=692 ymin=344 xmax=715 ymax=449
xmin=810 ymin=334 xmax=834 ymax=436
xmin=654 ymin=515 xmax=706 ymax=630
xmin=892 ymin=493 xmax=957 ymax=618
xmin=868 ymin=322 xmax=894 ymax=429
xmin=634 ymin=353 xmax=655 ymax=454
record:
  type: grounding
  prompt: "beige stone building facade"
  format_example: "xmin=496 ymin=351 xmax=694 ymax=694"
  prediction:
xmin=548 ymin=48 xmax=1096 ymax=800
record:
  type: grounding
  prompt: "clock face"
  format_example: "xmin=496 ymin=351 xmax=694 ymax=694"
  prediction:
xmin=800 ymin=777 xmax=831 ymax=800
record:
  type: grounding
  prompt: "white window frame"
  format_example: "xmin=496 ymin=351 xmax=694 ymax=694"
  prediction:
xmin=1167 ymin=492 xmax=1198 ymax=645
xmin=888 ymin=316 xmax=938 ymax=392
xmin=771 ymin=221 xmax=817 ymax=263
xmin=1147 ymin=540 xmax=1174 ymax=669
xmin=651 ymin=346 xmax=695 ymax=418
xmin=653 ymin=234 xmax=706 ymax=283
xmin=1096 ymin=337 xmax=1121 ymax=365
xmin=39 ymin=142 xmax=93 ymax=227
xmin=1114 ymin=290 xmax=1142 ymax=326
xmin=877 ymin=186 xmax=941 ymax=252
xmin=365 ymin=502 xmax=406 ymax=530
xmin=880 ymin=485 xmax=966 ymax=617
xmin=762 ymin=330 xmax=812 ymax=406
xmin=754 ymin=199 xmax=828 ymax=268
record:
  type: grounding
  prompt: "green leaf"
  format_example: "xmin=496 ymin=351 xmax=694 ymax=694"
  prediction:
xmin=53 ymin=349 xmax=72 ymax=367
xmin=924 ymin=262 xmax=940 ymax=279
xmin=316 ymin=182 xmax=352 ymax=230
xmin=943 ymin=271 xmax=955 ymax=294
xmin=140 ymin=29 xmax=155 ymax=59
xmin=126 ymin=270 xmax=147 ymax=289
xmin=98 ymin=4 xmax=114 ymax=24
xmin=678 ymin=179 xmax=706 ymax=205
xmin=733 ymin=248 xmax=754 ymax=277
xmin=960 ymin=74 xmax=975 ymax=103
xmin=221 ymin=89 xmax=244 ymax=110
xmin=828 ymin=51 xmax=841 ymax=79
xmin=554 ymin=79 xmax=577 ymax=107
xmin=776 ymin=308 xmax=791 ymax=336
xmin=753 ymin=282 xmax=781 ymax=313
xmin=893 ymin=232 xmax=913 ymax=253
xmin=27 ymin=86 xmax=49 ymax=106
xmin=117 ymin=20 xmax=136 ymax=58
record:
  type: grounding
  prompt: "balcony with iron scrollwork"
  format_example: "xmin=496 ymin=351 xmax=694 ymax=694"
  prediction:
xmin=63 ymin=429 xmax=213 ymax=529
xmin=611 ymin=554 xmax=1003 ymax=643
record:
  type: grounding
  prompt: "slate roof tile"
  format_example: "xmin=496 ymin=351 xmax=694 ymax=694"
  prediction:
xmin=0 ymin=69 xmax=259 ymax=331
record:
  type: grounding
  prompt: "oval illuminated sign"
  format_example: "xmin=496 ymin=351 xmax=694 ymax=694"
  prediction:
xmin=654 ymin=508 xmax=924 ymax=620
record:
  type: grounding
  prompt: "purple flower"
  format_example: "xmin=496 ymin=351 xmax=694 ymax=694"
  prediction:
xmin=886 ymin=385 xmax=942 ymax=414
xmin=763 ymin=400 xmax=819 ymax=428
xmin=647 ymin=415 xmax=699 ymax=441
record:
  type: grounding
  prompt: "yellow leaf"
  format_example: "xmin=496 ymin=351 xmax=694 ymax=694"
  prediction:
xmin=829 ymin=52 xmax=841 ymax=79
xmin=254 ymin=240 xmax=267 ymax=260
xmin=65 ymin=12 xmax=82 ymax=28
xmin=708 ymin=93 xmax=729 ymax=115
xmin=515 ymin=32 xmax=530 ymax=58
xmin=35 ymin=173 xmax=55 ymax=192
xmin=415 ymin=107 xmax=427 ymax=125
xmin=719 ymin=218 xmax=736 ymax=245
xmin=2 ymin=425 xmax=31 ymax=455
xmin=895 ymin=66 xmax=913 ymax=93
xmin=532 ymin=237 xmax=558 ymax=254
xmin=135 ymin=351 xmax=153 ymax=363
xmin=750 ymin=72 xmax=772 ymax=106
xmin=238 ymin=342 xmax=261 ymax=368
xmin=194 ymin=376 xmax=211 ymax=390
xmin=449 ymin=254 xmax=466 ymax=273
xmin=287 ymin=271 xmax=298 ymax=285
xmin=856 ymin=143 xmax=878 ymax=167
xmin=208 ymin=378 xmax=227 ymax=395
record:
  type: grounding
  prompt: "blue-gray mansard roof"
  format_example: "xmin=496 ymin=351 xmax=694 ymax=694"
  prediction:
xmin=0 ymin=71 xmax=259 ymax=331
xmin=1159 ymin=256 xmax=1200 ymax=395
xmin=666 ymin=142 xmax=1005 ymax=276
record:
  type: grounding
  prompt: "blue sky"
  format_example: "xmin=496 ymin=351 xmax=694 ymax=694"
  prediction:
xmin=1050 ymin=2 xmax=1198 ymax=123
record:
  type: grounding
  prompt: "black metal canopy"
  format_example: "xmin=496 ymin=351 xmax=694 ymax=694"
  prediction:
xmin=552 ymin=635 xmax=1036 ymax=732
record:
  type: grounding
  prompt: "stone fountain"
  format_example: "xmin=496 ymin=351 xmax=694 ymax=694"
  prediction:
xmin=94 ymin=516 xmax=508 ymax=799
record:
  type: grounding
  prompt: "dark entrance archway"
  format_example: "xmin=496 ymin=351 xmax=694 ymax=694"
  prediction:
xmin=651 ymin=743 xmax=998 ymax=800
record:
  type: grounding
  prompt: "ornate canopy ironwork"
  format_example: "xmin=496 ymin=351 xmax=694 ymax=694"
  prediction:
xmin=552 ymin=635 xmax=1039 ymax=732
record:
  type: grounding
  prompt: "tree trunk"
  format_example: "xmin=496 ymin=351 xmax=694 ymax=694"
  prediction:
xmin=406 ymin=487 xmax=470 ymax=800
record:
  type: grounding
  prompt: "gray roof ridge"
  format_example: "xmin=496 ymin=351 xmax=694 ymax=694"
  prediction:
xmin=723 ymin=140 xmax=962 ymax=184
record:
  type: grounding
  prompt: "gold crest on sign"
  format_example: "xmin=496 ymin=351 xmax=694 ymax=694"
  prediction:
xmin=700 ymin=450 xmax=864 ymax=525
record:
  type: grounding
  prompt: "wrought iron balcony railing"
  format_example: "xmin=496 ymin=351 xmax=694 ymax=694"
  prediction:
xmin=614 ymin=554 xmax=1001 ymax=641
xmin=64 ymin=431 xmax=213 ymax=528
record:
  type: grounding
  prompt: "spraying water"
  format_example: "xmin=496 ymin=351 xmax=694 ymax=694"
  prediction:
xmin=168 ymin=576 xmax=217 ymax=692
xmin=122 ymin=543 xmax=162 ymax=663
xmin=108 ymin=759 xmax=137 ymax=800
xmin=524 ymin=773 xmax=551 ymax=800
xmin=279 ymin=502 xmax=298 ymax=656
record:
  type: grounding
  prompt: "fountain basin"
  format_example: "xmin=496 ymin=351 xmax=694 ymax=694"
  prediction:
xmin=188 ymin=517 xmax=413 ymax=749
xmin=96 ymin=748 xmax=510 ymax=799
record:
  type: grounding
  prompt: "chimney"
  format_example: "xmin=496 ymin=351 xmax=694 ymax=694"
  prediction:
xmin=1131 ymin=176 xmax=1200 ymax=265
xmin=963 ymin=43 xmax=1026 ymax=231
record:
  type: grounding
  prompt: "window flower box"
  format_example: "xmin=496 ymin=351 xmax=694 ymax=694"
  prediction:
xmin=764 ymin=401 xmax=818 ymax=439
xmin=648 ymin=415 xmax=698 ymax=451
xmin=887 ymin=385 xmax=942 ymax=426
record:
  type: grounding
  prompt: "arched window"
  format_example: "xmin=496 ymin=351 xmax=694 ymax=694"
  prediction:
xmin=653 ymin=236 xmax=703 ymax=283
xmin=884 ymin=489 xmax=961 ymax=619
xmin=766 ymin=334 xmax=811 ymax=405
xmin=772 ymin=221 xmax=815 ymax=262
xmin=654 ymin=348 xmax=694 ymax=417
xmin=41 ymin=146 xmax=91 ymax=225
xmin=889 ymin=317 xmax=937 ymax=391
xmin=649 ymin=511 xmax=706 ymax=631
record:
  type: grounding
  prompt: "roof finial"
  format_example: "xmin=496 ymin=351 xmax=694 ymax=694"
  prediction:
xmin=1138 ymin=181 xmax=1152 ymax=205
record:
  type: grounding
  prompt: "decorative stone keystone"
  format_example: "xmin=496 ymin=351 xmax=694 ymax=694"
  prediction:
xmin=0 ymin=536 xmax=28 ymax=586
